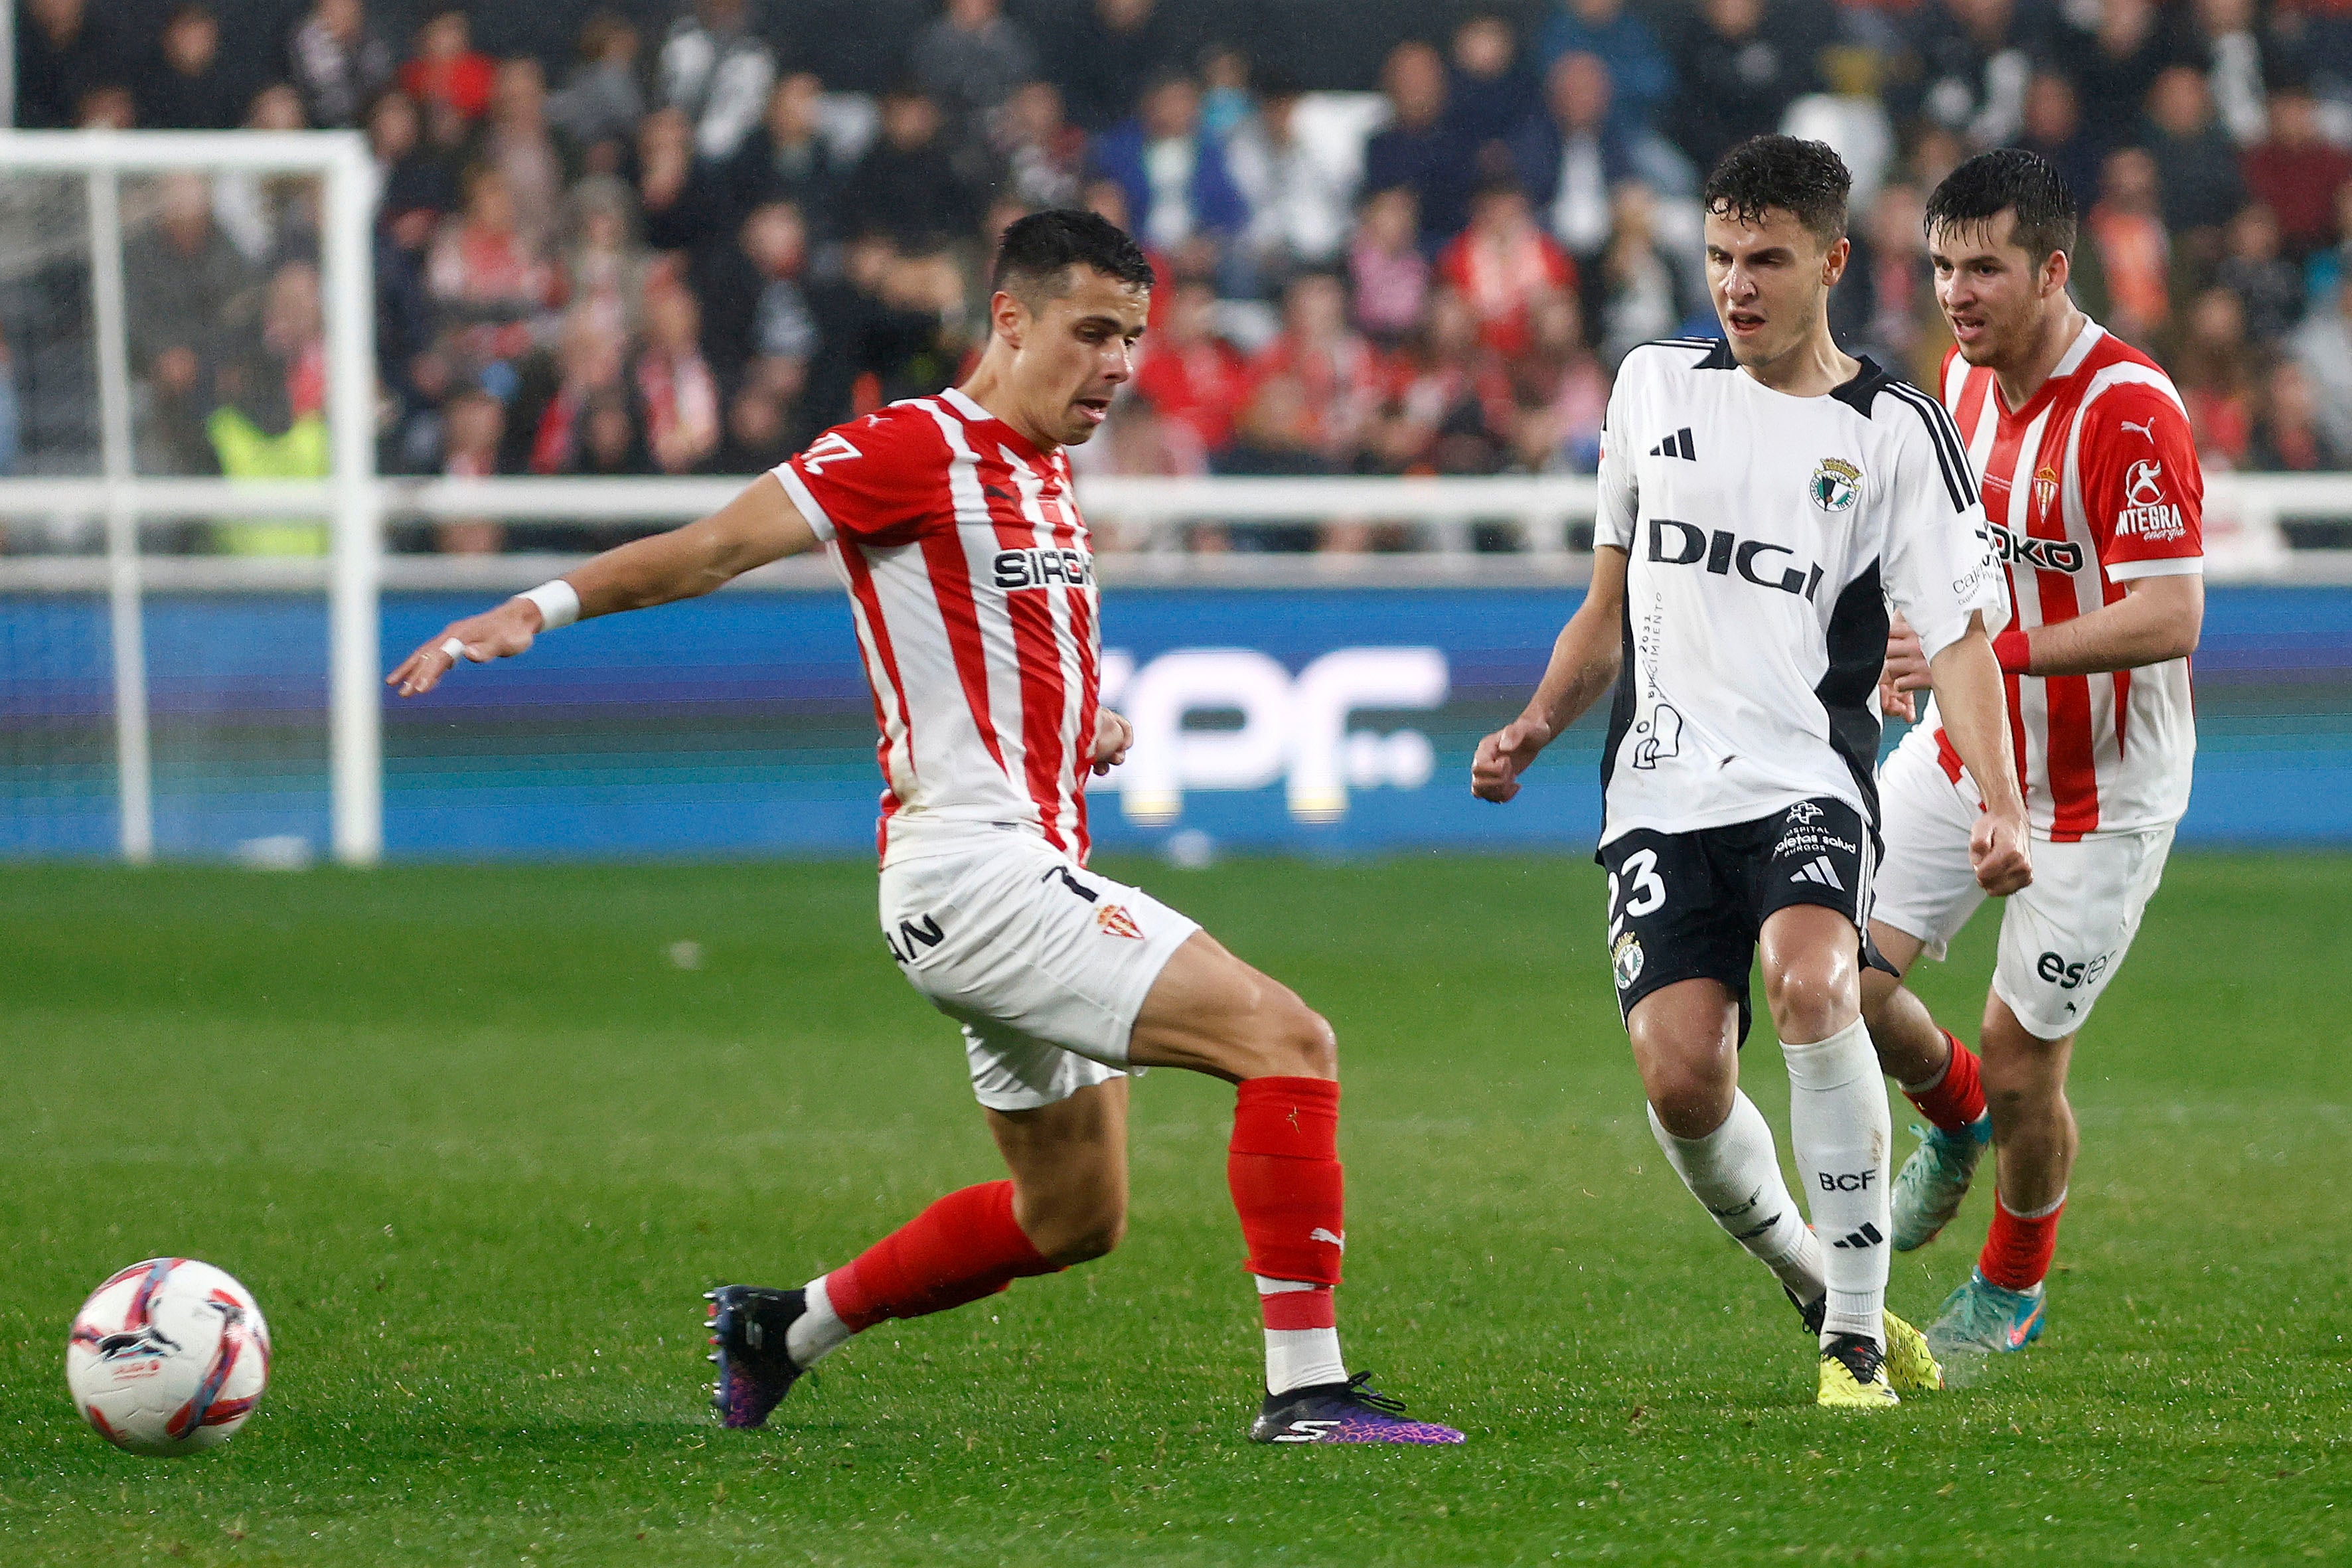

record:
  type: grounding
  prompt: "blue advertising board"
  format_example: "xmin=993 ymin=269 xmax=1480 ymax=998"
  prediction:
xmin=3 ymin=586 xmax=2350 ymax=858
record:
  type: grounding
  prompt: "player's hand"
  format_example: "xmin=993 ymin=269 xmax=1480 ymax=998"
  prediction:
xmin=1879 ymin=611 xmax=1930 ymax=722
xmin=387 ymin=598 xmax=543 ymax=697
xmin=1472 ymin=717 xmax=1553 ymax=803
xmin=1089 ymin=707 xmax=1133 ymax=775
xmin=1969 ymin=807 xmax=2033 ymax=897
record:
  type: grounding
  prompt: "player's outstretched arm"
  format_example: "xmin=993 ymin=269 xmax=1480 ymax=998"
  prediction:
xmin=1990 ymin=574 xmax=2202 ymax=678
xmin=388 ymin=473 xmax=821 ymax=697
xmin=1472 ymin=544 xmax=1626 ymax=803
xmin=1926 ymin=612 xmax=2033 ymax=896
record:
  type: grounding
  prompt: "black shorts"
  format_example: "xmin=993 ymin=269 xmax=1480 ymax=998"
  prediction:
xmin=1600 ymin=797 xmax=1887 ymax=1044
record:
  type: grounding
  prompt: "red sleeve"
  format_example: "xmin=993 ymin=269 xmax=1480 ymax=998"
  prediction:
xmin=2080 ymin=384 xmax=2203 ymax=578
xmin=777 ymin=405 xmax=951 ymax=547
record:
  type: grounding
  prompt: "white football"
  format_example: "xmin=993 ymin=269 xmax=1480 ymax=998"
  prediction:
xmin=66 ymin=1259 xmax=272 ymax=1456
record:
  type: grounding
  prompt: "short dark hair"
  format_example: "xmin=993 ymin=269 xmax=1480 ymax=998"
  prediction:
xmin=1924 ymin=148 xmax=2077 ymax=265
xmin=1701 ymin=135 xmax=1851 ymax=246
xmin=992 ymin=209 xmax=1154 ymax=305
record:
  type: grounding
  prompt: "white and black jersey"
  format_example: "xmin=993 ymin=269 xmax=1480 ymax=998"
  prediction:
xmin=1594 ymin=337 xmax=2008 ymax=847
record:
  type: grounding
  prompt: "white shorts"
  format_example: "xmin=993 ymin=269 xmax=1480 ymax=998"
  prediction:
xmin=877 ymin=829 xmax=1201 ymax=1112
xmin=1872 ymin=734 xmax=2176 ymax=1041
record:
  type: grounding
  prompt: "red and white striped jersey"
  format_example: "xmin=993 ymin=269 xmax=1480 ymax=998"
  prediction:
xmin=1928 ymin=319 xmax=2202 ymax=838
xmin=775 ymin=388 xmax=1100 ymax=866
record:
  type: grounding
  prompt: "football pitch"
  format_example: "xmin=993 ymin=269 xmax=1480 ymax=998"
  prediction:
xmin=1 ymin=852 xmax=2345 ymax=1565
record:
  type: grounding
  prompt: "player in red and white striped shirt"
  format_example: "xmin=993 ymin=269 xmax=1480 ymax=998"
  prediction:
xmin=1863 ymin=152 xmax=2205 ymax=1358
xmin=391 ymin=212 xmax=1460 ymax=1445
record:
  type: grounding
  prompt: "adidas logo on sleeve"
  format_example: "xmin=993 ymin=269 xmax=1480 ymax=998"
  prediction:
xmin=1648 ymin=428 xmax=1696 ymax=459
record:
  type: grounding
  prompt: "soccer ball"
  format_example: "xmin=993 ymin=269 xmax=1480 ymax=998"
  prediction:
xmin=66 ymin=1259 xmax=272 ymax=1456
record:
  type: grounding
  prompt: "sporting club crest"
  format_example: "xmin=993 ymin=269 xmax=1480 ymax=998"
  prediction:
xmin=1095 ymin=904 xmax=1144 ymax=940
xmin=1810 ymin=457 xmax=1861 ymax=513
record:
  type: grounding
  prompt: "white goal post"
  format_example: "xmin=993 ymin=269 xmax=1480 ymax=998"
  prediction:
xmin=0 ymin=131 xmax=380 ymax=864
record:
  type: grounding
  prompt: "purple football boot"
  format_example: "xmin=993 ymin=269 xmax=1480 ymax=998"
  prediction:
xmin=1248 ymin=1372 xmax=1465 ymax=1445
xmin=704 ymin=1285 xmax=807 ymax=1429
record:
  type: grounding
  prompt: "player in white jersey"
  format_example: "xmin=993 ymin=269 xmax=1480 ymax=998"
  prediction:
xmin=1474 ymin=137 xmax=2032 ymax=1409
xmin=1865 ymin=151 xmax=2205 ymax=1360
xmin=389 ymin=212 xmax=1460 ymax=1445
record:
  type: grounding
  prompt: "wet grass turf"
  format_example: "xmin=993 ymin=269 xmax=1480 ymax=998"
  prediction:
xmin=0 ymin=853 xmax=2345 ymax=1565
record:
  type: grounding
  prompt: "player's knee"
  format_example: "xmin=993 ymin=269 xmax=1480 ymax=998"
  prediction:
xmin=1764 ymin=958 xmax=1853 ymax=1043
xmin=1243 ymin=993 xmax=1337 ymax=1081
xmin=1028 ymin=1192 xmax=1128 ymax=1266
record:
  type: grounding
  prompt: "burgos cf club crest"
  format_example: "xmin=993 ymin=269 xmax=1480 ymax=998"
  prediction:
xmin=1810 ymin=457 xmax=1861 ymax=514
xmin=1611 ymin=931 xmax=1644 ymax=990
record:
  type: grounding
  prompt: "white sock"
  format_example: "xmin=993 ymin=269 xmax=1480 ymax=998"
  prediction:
xmin=1783 ymin=1015 xmax=1893 ymax=1348
xmin=1256 ymin=1277 xmax=1346 ymax=1395
xmin=1648 ymin=1094 xmax=1826 ymax=1306
xmin=784 ymin=1275 xmax=854 ymax=1369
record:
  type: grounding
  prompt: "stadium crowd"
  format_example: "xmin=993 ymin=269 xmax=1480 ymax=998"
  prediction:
xmin=13 ymin=0 xmax=2352 ymax=552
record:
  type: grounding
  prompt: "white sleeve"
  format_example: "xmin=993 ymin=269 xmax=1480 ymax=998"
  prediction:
xmin=1879 ymin=388 xmax=2009 ymax=661
xmin=1594 ymin=362 xmax=1639 ymax=553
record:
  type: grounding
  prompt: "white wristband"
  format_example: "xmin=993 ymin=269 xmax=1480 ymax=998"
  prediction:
xmin=520 ymin=580 xmax=580 ymax=631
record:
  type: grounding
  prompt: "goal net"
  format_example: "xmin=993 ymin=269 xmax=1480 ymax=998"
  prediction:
xmin=0 ymin=132 xmax=378 ymax=864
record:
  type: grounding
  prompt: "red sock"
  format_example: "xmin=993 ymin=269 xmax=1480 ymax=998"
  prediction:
xmin=1227 ymin=1077 xmax=1346 ymax=1320
xmin=1978 ymin=1192 xmax=2064 ymax=1291
xmin=824 ymin=1180 xmax=1060 ymax=1332
xmin=1905 ymin=1030 xmax=1987 ymax=1133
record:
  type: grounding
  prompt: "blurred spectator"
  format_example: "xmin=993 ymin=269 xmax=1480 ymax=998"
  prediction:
xmin=1833 ymin=183 xmax=1940 ymax=386
xmin=1438 ymin=181 xmax=1575 ymax=358
xmin=1511 ymin=289 xmax=1608 ymax=471
xmin=128 ymin=173 xmax=261 ymax=475
xmin=428 ymin=167 xmax=559 ymax=371
xmin=75 ymin=84 xmax=134 ymax=130
xmin=398 ymin=8 xmax=495 ymax=124
xmin=2172 ymin=285 xmax=2254 ymax=463
xmin=2146 ymin=66 xmax=2246 ymax=255
xmin=2086 ymin=147 xmax=2171 ymax=346
xmin=842 ymin=86 xmax=990 ymax=251
xmin=289 ymin=0 xmax=393 ymax=130
xmin=1534 ymin=0 xmax=1672 ymax=141
xmin=711 ymin=383 xmax=798 ymax=473
xmin=729 ymin=74 xmax=839 ymax=236
xmin=1447 ymin=13 xmax=1538 ymax=158
xmin=800 ymin=232 xmax=960 ymax=429
xmin=484 ymin=58 xmax=568 ymax=253
xmin=1133 ymin=277 xmax=1249 ymax=466
xmin=1350 ymin=186 xmax=1431 ymax=344
xmin=2246 ymin=359 xmax=2347 ymax=469
xmin=1212 ymin=376 xmax=1330 ymax=556
xmin=995 ymin=80 xmax=1088 ymax=210
xmin=436 ymin=386 xmax=507 ymax=554
xmin=562 ymin=175 xmax=651 ymax=343
xmin=2191 ymin=0 xmax=2274 ymax=146
xmin=914 ymin=0 xmax=1039 ymax=127
xmin=1372 ymin=287 xmax=1517 ymax=475
xmin=660 ymin=0 xmax=777 ymax=161
xmin=1905 ymin=0 xmax=2042 ymax=151
xmin=1096 ymin=74 xmax=1247 ymax=260
xmin=637 ymin=106 xmax=738 ymax=291
xmin=2014 ymin=71 xmax=2102 ymax=212
xmin=548 ymin=11 xmax=647 ymax=169
xmin=2241 ymin=84 xmax=2352 ymax=260
xmin=208 ymin=262 xmax=331 ymax=556
xmin=1228 ymin=70 xmax=1355 ymax=291
xmin=2291 ymin=275 xmax=2352 ymax=456
xmin=2217 ymin=204 xmax=2303 ymax=346
xmin=1199 ymin=44 xmax=1253 ymax=143
xmin=371 ymin=90 xmax=458 ymax=253
xmin=1514 ymin=52 xmax=1691 ymax=267
xmin=511 ymin=311 xmax=630 ymax=475
xmin=2067 ymin=0 xmax=2191 ymax=136
xmin=17 ymin=0 xmax=133 ymax=131
xmin=1249 ymin=272 xmax=1384 ymax=465
xmin=703 ymin=199 xmax=821 ymax=390
xmin=1666 ymin=0 xmax=1817 ymax=175
xmin=1053 ymin=0 xmax=1190 ymax=133
xmin=570 ymin=388 xmax=652 ymax=477
xmin=139 ymin=4 xmax=246 ymax=131
xmin=1364 ymin=42 xmax=1476 ymax=247
xmin=1597 ymin=182 xmax=1695 ymax=362
xmin=214 ymin=86 xmax=317 ymax=265
xmin=635 ymin=283 xmax=723 ymax=474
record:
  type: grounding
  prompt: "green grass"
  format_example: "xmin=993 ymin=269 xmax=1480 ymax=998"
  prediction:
xmin=0 ymin=852 xmax=2346 ymax=1566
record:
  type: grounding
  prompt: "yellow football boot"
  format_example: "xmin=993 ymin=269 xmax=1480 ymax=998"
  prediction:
xmin=1817 ymin=1332 xmax=1901 ymax=1409
xmin=1883 ymin=1308 xmax=1945 ymax=1394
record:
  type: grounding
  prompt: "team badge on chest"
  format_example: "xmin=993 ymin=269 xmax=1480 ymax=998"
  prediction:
xmin=1810 ymin=457 xmax=1861 ymax=514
